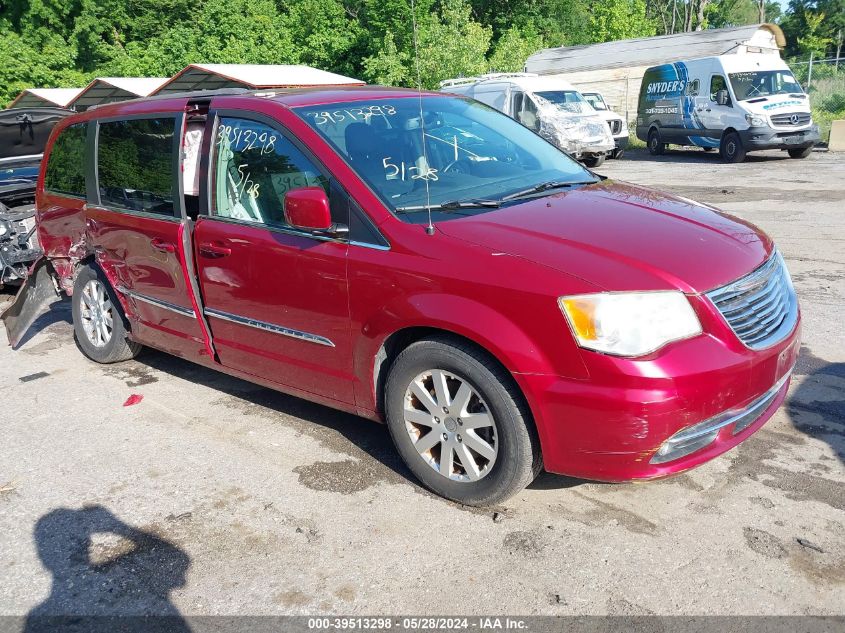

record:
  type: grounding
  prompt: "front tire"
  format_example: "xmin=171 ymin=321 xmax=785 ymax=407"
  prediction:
xmin=384 ymin=337 xmax=541 ymax=506
xmin=720 ymin=131 xmax=746 ymax=163
xmin=788 ymin=146 xmax=812 ymax=159
xmin=583 ymin=154 xmax=606 ymax=168
xmin=648 ymin=128 xmax=666 ymax=155
xmin=72 ymin=265 xmax=141 ymax=364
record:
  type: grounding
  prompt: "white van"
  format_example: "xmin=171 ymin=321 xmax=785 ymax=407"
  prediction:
xmin=580 ymin=91 xmax=628 ymax=158
xmin=440 ymin=73 xmax=615 ymax=167
xmin=636 ymin=54 xmax=819 ymax=162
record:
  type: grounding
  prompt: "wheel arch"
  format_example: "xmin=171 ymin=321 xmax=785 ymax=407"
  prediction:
xmin=74 ymin=255 xmax=137 ymax=327
xmin=355 ymin=294 xmax=562 ymax=422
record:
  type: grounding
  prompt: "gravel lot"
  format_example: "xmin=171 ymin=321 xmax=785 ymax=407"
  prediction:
xmin=1 ymin=148 xmax=843 ymax=619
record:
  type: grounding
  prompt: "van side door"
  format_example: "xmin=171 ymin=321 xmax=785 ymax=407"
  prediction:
xmin=87 ymin=115 xmax=208 ymax=360
xmin=193 ymin=112 xmax=354 ymax=405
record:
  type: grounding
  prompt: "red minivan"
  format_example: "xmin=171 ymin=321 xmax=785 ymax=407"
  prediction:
xmin=3 ymin=86 xmax=801 ymax=505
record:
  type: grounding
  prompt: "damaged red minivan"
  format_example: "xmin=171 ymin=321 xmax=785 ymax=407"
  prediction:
xmin=3 ymin=86 xmax=800 ymax=505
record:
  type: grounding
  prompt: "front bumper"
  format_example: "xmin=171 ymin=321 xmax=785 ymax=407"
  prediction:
xmin=518 ymin=304 xmax=801 ymax=481
xmin=740 ymin=125 xmax=820 ymax=151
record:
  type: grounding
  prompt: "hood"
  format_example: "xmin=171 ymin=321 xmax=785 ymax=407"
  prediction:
xmin=741 ymin=93 xmax=810 ymax=116
xmin=437 ymin=181 xmax=772 ymax=294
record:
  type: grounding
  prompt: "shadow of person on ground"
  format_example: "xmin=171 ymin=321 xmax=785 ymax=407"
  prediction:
xmin=787 ymin=346 xmax=845 ymax=467
xmin=25 ymin=505 xmax=191 ymax=633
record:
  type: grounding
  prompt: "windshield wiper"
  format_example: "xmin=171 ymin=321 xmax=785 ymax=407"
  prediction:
xmin=395 ymin=198 xmax=501 ymax=213
xmin=500 ymin=179 xmax=597 ymax=202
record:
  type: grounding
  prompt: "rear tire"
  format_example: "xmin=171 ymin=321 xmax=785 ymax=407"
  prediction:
xmin=788 ymin=146 xmax=812 ymax=159
xmin=384 ymin=337 xmax=541 ymax=506
xmin=647 ymin=128 xmax=666 ymax=155
xmin=720 ymin=131 xmax=746 ymax=163
xmin=583 ymin=154 xmax=606 ymax=168
xmin=72 ymin=265 xmax=141 ymax=364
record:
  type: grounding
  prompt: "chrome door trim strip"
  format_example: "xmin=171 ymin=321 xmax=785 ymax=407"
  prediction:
xmin=116 ymin=285 xmax=196 ymax=318
xmin=203 ymin=308 xmax=335 ymax=347
xmin=350 ymin=240 xmax=390 ymax=251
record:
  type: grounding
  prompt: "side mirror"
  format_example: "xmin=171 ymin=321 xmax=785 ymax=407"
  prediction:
xmin=284 ymin=187 xmax=332 ymax=232
xmin=716 ymin=89 xmax=729 ymax=106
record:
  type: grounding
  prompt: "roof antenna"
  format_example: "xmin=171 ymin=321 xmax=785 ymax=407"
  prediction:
xmin=410 ymin=0 xmax=435 ymax=236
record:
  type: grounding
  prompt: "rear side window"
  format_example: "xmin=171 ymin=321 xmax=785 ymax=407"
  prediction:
xmin=44 ymin=123 xmax=87 ymax=197
xmin=97 ymin=118 xmax=177 ymax=216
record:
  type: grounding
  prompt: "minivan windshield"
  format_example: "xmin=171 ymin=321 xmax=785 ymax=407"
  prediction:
xmin=729 ymin=70 xmax=803 ymax=101
xmin=534 ymin=91 xmax=593 ymax=114
xmin=296 ymin=96 xmax=596 ymax=222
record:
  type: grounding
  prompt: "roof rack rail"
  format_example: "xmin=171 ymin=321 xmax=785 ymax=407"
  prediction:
xmin=88 ymin=87 xmax=252 ymax=110
xmin=439 ymin=72 xmax=540 ymax=89
xmin=478 ymin=72 xmax=538 ymax=80
xmin=439 ymin=77 xmax=482 ymax=88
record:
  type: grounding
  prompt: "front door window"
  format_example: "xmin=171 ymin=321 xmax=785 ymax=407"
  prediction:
xmin=212 ymin=117 xmax=328 ymax=228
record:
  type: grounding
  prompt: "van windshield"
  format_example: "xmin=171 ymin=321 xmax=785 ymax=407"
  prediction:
xmin=534 ymin=91 xmax=592 ymax=114
xmin=295 ymin=96 xmax=596 ymax=223
xmin=729 ymin=70 xmax=803 ymax=101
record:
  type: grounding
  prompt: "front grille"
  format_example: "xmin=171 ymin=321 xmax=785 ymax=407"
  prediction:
xmin=706 ymin=252 xmax=798 ymax=350
xmin=770 ymin=112 xmax=811 ymax=127
xmin=608 ymin=120 xmax=622 ymax=135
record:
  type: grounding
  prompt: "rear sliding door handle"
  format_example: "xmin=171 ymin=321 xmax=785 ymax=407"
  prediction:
xmin=151 ymin=238 xmax=176 ymax=253
xmin=198 ymin=242 xmax=232 ymax=258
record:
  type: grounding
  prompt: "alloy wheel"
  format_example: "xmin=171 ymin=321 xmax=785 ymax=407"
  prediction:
xmin=80 ymin=279 xmax=114 ymax=348
xmin=403 ymin=369 xmax=498 ymax=482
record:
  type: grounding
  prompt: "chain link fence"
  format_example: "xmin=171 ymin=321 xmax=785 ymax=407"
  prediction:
xmin=789 ymin=55 xmax=845 ymax=144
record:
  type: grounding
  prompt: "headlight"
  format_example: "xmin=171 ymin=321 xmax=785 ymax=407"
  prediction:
xmin=558 ymin=291 xmax=702 ymax=357
xmin=745 ymin=114 xmax=766 ymax=127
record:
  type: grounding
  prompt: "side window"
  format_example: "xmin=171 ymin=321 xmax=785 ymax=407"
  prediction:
xmin=511 ymin=91 xmax=524 ymax=117
xmin=710 ymin=75 xmax=728 ymax=102
xmin=212 ymin=117 xmax=328 ymax=229
xmin=44 ymin=123 xmax=86 ymax=197
xmin=97 ymin=118 xmax=177 ymax=216
xmin=686 ymin=79 xmax=700 ymax=97
xmin=517 ymin=94 xmax=540 ymax=131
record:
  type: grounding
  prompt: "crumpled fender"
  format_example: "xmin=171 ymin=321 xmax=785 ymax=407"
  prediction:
xmin=1 ymin=257 xmax=61 ymax=349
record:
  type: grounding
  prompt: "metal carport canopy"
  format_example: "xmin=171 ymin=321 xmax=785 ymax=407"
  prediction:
xmin=69 ymin=77 xmax=168 ymax=110
xmin=153 ymin=64 xmax=364 ymax=94
xmin=8 ymin=88 xmax=83 ymax=109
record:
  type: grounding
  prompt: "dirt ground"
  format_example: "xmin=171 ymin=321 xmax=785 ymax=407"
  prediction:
xmin=1 ymin=148 xmax=843 ymax=619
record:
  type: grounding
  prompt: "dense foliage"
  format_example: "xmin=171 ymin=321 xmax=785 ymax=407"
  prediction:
xmin=0 ymin=0 xmax=843 ymax=106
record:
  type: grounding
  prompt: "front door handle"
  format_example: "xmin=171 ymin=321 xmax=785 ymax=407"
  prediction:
xmin=151 ymin=238 xmax=176 ymax=253
xmin=198 ymin=241 xmax=232 ymax=258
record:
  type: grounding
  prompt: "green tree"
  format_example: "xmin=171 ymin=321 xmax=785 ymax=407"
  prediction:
xmin=798 ymin=11 xmax=834 ymax=57
xmin=416 ymin=0 xmax=492 ymax=88
xmin=363 ymin=31 xmax=411 ymax=85
xmin=488 ymin=26 xmax=545 ymax=73
xmin=589 ymin=0 xmax=656 ymax=42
